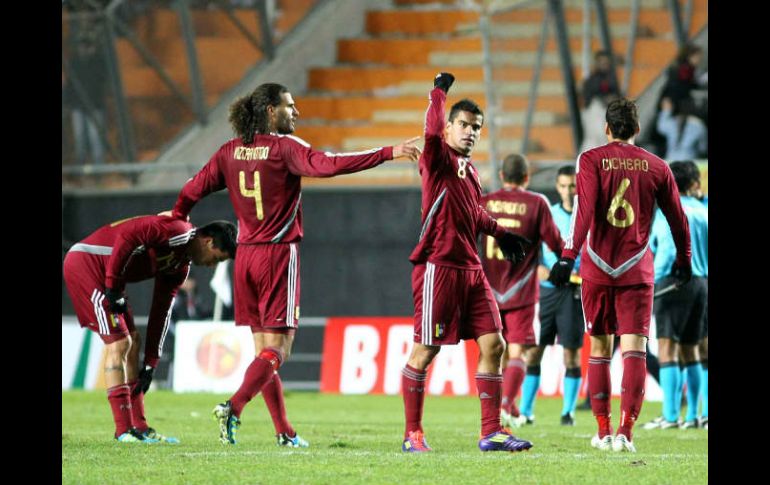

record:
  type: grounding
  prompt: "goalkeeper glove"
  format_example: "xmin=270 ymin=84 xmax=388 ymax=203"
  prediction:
xmin=434 ymin=72 xmax=455 ymax=93
xmin=548 ymin=257 xmax=575 ymax=287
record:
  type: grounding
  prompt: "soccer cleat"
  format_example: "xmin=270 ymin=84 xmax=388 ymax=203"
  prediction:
xmin=500 ymin=409 xmax=517 ymax=428
xmin=142 ymin=427 xmax=180 ymax=444
xmin=642 ymin=416 xmax=679 ymax=430
xmin=612 ymin=434 xmax=637 ymax=453
xmin=513 ymin=414 xmax=534 ymax=427
xmin=277 ymin=432 xmax=309 ymax=448
xmin=590 ymin=434 xmax=613 ymax=451
xmin=478 ymin=429 xmax=533 ymax=452
xmin=401 ymin=430 xmax=432 ymax=452
xmin=699 ymin=417 xmax=708 ymax=430
xmin=680 ymin=419 xmax=699 ymax=429
xmin=212 ymin=400 xmax=240 ymax=444
xmin=116 ymin=427 xmax=158 ymax=443
xmin=560 ymin=412 xmax=575 ymax=426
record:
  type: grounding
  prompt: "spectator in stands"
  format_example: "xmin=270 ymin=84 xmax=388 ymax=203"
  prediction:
xmin=661 ymin=44 xmax=704 ymax=107
xmin=580 ymin=51 xmax=621 ymax=152
xmin=656 ymin=97 xmax=707 ymax=161
xmin=66 ymin=24 xmax=108 ymax=165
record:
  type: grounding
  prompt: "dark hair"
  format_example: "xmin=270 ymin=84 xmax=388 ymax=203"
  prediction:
xmin=676 ymin=44 xmax=702 ymax=65
xmin=557 ymin=164 xmax=576 ymax=177
xmin=197 ymin=220 xmax=238 ymax=258
xmin=501 ymin=154 xmax=529 ymax=184
xmin=605 ymin=98 xmax=639 ymax=140
xmin=229 ymin=83 xmax=288 ymax=144
xmin=448 ymin=99 xmax=484 ymax=124
xmin=669 ymin=160 xmax=700 ymax=193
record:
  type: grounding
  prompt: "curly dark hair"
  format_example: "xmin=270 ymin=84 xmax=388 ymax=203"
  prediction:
xmin=229 ymin=83 xmax=288 ymax=144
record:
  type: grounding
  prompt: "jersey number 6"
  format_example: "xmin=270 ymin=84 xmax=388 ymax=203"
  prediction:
xmin=607 ymin=178 xmax=635 ymax=228
xmin=239 ymin=170 xmax=264 ymax=220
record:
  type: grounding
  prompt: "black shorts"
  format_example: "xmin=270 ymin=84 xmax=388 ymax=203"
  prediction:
xmin=654 ymin=276 xmax=707 ymax=345
xmin=538 ymin=285 xmax=584 ymax=349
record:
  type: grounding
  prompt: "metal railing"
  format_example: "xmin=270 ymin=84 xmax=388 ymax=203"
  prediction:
xmin=62 ymin=0 xmax=283 ymax=168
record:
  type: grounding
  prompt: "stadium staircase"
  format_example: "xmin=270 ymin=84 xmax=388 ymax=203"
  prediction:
xmin=296 ymin=0 xmax=707 ymax=187
xmin=113 ymin=0 xmax=317 ymax=163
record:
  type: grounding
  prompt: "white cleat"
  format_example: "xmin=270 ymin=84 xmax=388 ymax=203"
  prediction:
xmin=612 ymin=434 xmax=637 ymax=453
xmin=591 ymin=434 xmax=613 ymax=451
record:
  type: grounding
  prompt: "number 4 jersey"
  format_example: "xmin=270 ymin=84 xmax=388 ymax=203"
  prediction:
xmin=172 ymin=135 xmax=393 ymax=244
xmin=563 ymin=141 xmax=691 ymax=286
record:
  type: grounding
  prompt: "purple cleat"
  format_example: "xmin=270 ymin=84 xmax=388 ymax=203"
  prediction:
xmin=402 ymin=430 xmax=432 ymax=452
xmin=478 ymin=429 xmax=533 ymax=452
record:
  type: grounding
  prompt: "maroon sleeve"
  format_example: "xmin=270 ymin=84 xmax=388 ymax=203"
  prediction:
xmin=105 ymin=218 xmax=169 ymax=291
xmin=143 ymin=266 xmax=189 ymax=368
xmin=420 ymin=87 xmax=448 ymax=173
xmin=172 ymin=149 xmax=227 ymax=219
xmin=538 ymin=198 xmax=564 ymax=254
xmin=563 ymin=153 xmax=597 ymax=260
xmin=283 ymin=137 xmax=393 ymax=177
xmin=477 ymin=204 xmax=507 ymax=239
xmin=656 ymin=166 xmax=692 ymax=268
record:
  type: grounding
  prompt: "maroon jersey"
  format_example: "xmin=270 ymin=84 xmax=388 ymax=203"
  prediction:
xmin=68 ymin=215 xmax=194 ymax=366
xmin=173 ymin=134 xmax=393 ymax=244
xmin=563 ymin=141 xmax=691 ymax=286
xmin=481 ymin=187 xmax=563 ymax=309
xmin=409 ymin=87 xmax=505 ymax=268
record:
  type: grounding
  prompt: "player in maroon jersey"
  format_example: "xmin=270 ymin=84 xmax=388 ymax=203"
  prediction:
xmin=480 ymin=154 xmax=563 ymax=429
xmin=400 ymin=73 xmax=532 ymax=453
xmin=549 ymin=98 xmax=692 ymax=452
xmin=63 ymin=216 xmax=236 ymax=443
xmin=168 ymin=83 xmax=421 ymax=447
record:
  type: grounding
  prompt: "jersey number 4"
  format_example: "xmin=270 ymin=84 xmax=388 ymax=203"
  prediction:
xmin=239 ymin=170 xmax=264 ymax=220
xmin=607 ymin=178 xmax=635 ymax=228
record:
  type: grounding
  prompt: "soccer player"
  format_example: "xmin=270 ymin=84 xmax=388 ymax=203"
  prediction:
xmin=549 ymin=98 xmax=692 ymax=453
xmin=168 ymin=82 xmax=421 ymax=447
xmin=480 ymin=154 xmax=563 ymax=429
xmin=400 ymin=72 xmax=532 ymax=453
xmin=644 ymin=160 xmax=707 ymax=430
xmin=63 ymin=216 xmax=237 ymax=442
xmin=516 ymin=164 xmax=585 ymax=427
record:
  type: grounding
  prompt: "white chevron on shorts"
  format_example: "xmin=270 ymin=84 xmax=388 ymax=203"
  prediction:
xmin=286 ymin=244 xmax=298 ymax=327
xmin=421 ymin=263 xmax=435 ymax=345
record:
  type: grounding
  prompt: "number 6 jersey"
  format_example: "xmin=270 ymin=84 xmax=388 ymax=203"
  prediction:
xmin=563 ymin=141 xmax=691 ymax=286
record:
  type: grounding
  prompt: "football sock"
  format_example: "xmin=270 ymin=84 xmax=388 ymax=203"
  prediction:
xmin=588 ymin=356 xmax=612 ymax=437
xmin=127 ymin=380 xmax=148 ymax=431
xmin=476 ymin=373 xmax=504 ymax=436
xmin=107 ymin=384 xmax=133 ymax=437
xmin=502 ymin=358 xmax=526 ymax=416
xmin=230 ymin=347 xmax=283 ymax=417
xmin=519 ymin=365 xmax=541 ymax=417
xmin=402 ymin=365 xmax=427 ymax=437
xmin=684 ymin=363 xmax=702 ymax=422
xmin=562 ymin=367 xmax=581 ymax=416
xmin=660 ymin=362 xmax=681 ymax=423
xmin=262 ymin=373 xmax=295 ymax=436
xmin=618 ymin=351 xmax=646 ymax=441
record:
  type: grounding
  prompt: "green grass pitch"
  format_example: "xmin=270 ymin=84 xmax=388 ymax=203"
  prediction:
xmin=62 ymin=391 xmax=707 ymax=485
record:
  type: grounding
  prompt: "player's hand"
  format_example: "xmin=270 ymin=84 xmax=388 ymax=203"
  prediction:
xmin=159 ymin=209 xmax=190 ymax=222
xmin=434 ymin=72 xmax=455 ymax=93
xmin=105 ymin=287 xmax=128 ymax=314
xmin=133 ymin=365 xmax=155 ymax=396
xmin=670 ymin=261 xmax=692 ymax=287
xmin=548 ymin=257 xmax=575 ymax=286
xmin=496 ymin=231 xmax=530 ymax=264
xmin=393 ymin=136 xmax=422 ymax=162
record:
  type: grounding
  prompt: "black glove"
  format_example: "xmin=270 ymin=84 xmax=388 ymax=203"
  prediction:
xmin=105 ymin=287 xmax=128 ymax=314
xmin=496 ymin=231 xmax=530 ymax=264
xmin=548 ymin=257 xmax=575 ymax=287
xmin=671 ymin=261 xmax=692 ymax=287
xmin=133 ymin=365 xmax=155 ymax=396
xmin=434 ymin=72 xmax=455 ymax=93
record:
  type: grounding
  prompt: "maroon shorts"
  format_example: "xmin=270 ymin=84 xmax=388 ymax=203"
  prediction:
xmin=581 ymin=279 xmax=654 ymax=337
xmin=63 ymin=251 xmax=135 ymax=344
xmin=412 ymin=262 xmax=502 ymax=346
xmin=234 ymin=243 xmax=300 ymax=333
xmin=501 ymin=304 xmax=537 ymax=345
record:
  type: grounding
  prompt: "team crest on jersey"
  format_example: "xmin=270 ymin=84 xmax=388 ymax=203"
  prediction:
xmin=434 ymin=322 xmax=444 ymax=338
